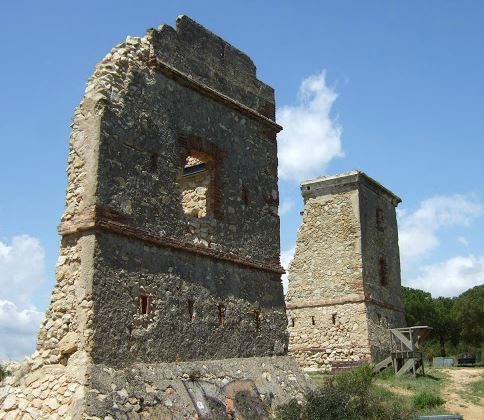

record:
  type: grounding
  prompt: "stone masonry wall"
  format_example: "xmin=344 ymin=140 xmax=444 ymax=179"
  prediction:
xmin=286 ymin=186 xmax=369 ymax=369
xmin=286 ymin=188 xmax=363 ymax=304
xmin=286 ymin=172 xmax=406 ymax=370
xmin=90 ymin=232 xmax=287 ymax=366
xmin=287 ymin=303 xmax=370 ymax=370
xmin=0 ymin=16 xmax=306 ymax=418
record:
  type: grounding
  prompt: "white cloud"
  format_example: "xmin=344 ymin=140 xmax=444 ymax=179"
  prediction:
xmin=279 ymin=199 xmax=295 ymax=216
xmin=457 ymin=236 xmax=469 ymax=247
xmin=0 ymin=300 xmax=43 ymax=360
xmin=281 ymin=246 xmax=295 ymax=294
xmin=406 ymin=255 xmax=484 ymax=297
xmin=398 ymin=195 xmax=482 ymax=261
xmin=277 ymin=71 xmax=343 ymax=183
xmin=0 ymin=235 xmax=46 ymax=360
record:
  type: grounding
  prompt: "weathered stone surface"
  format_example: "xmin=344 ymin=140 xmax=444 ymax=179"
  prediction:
xmin=0 ymin=15 xmax=310 ymax=419
xmin=286 ymin=171 xmax=406 ymax=370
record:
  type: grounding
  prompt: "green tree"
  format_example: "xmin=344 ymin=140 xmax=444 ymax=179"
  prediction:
xmin=452 ymin=285 xmax=484 ymax=346
xmin=432 ymin=297 xmax=459 ymax=356
xmin=401 ymin=286 xmax=435 ymax=326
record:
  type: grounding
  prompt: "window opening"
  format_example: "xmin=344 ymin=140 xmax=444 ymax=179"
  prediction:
xmin=376 ymin=208 xmax=384 ymax=231
xmin=179 ymin=151 xmax=213 ymax=218
xmin=291 ymin=318 xmax=295 ymax=327
xmin=149 ymin=153 xmax=158 ymax=173
xmin=311 ymin=316 xmax=315 ymax=326
xmin=139 ymin=294 xmax=152 ymax=315
xmin=254 ymin=310 xmax=261 ymax=331
xmin=188 ymin=299 xmax=195 ymax=322
xmin=218 ymin=304 xmax=226 ymax=326
xmin=241 ymin=186 xmax=249 ymax=206
xmin=332 ymin=313 xmax=337 ymax=325
xmin=379 ymin=256 xmax=388 ymax=286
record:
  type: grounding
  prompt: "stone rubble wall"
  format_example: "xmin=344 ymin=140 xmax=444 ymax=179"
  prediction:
xmin=286 ymin=189 xmax=363 ymax=306
xmin=287 ymin=303 xmax=371 ymax=370
xmin=286 ymin=172 xmax=406 ymax=369
xmin=179 ymin=171 xmax=211 ymax=218
xmin=84 ymin=356 xmax=313 ymax=419
xmin=366 ymin=304 xmax=405 ymax=361
xmin=0 ymin=235 xmax=95 ymax=419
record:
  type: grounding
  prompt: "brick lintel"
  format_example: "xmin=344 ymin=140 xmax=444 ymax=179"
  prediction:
xmin=287 ymin=295 xmax=403 ymax=312
xmin=146 ymin=56 xmax=282 ymax=134
xmin=58 ymin=207 xmax=285 ymax=276
xmin=289 ymin=345 xmax=369 ymax=353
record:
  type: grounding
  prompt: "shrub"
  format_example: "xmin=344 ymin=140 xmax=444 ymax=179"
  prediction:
xmin=275 ymin=365 xmax=413 ymax=420
xmin=412 ymin=391 xmax=445 ymax=409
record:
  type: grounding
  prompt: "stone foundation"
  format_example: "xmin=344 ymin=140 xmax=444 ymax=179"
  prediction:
xmin=1 ymin=356 xmax=313 ymax=419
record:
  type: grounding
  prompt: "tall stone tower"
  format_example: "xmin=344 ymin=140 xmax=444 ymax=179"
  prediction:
xmin=286 ymin=171 xmax=406 ymax=370
xmin=0 ymin=16 xmax=311 ymax=419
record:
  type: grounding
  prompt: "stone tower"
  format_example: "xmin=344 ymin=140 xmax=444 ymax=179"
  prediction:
xmin=0 ymin=16 xmax=311 ymax=419
xmin=286 ymin=171 xmax=406 ymax=370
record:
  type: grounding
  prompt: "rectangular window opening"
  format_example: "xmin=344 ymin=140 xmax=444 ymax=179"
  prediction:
xmin=139 ymin=294 xmax=152 ymax=315
xmin=332 ymin=313 xmax=337 ymax=325
xmin=311 ymin=316 xmax=315 ymax=326
xmin=379 ymin=256 xmax=388 ymax=286
xmin=179 ymin=152 xmax=213 ymax=219
xmin=376 ymin=208 xmax=384 ymax=232
xmin=218 ymin=304 xmax=226 ymax=326
xmin=254 ymin=310 xmax=261 ymax=331
xmin=188 ymin=299 xmax=195 ymax=322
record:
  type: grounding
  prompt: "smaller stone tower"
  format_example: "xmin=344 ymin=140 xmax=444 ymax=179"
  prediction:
xmin=286 ymin=171 xmax=406 ymax=370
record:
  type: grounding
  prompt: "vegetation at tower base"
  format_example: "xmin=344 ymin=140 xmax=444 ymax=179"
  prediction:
xmin=402 ymin=284 xmax=484 ymax=360
xmin=275 ymin=365 xmax=416 ymax=420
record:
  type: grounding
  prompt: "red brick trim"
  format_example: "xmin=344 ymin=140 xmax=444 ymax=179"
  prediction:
xmin=58 ymin=206 xmax=285 ymax=276
xmin=286 ymin=295 xmax=404 ymax=313
xmin=146 ymin=56 xmax=282 ymax=134
xmin=289 ymin=345 xmax=368 ymax=353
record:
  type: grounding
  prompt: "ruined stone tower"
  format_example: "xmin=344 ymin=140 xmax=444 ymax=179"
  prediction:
xmin=286 ymin=171 xmax=406 ymax=370
xmin=0 ymin=16 xmax=311 ymax=419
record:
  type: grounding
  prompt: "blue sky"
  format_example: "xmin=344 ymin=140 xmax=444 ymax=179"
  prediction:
xmin=0 ymin=1 xmax=483 ymax=359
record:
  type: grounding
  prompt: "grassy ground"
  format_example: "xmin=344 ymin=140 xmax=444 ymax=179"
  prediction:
xmin=460 ymin=377 xmax=484 ymax=405
xmin=374 ymin=368 xmax=450 ymax=416
xmin=307 ymin=368 xmax=451 ymax=417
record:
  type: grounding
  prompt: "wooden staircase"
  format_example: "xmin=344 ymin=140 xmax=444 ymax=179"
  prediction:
xmin=373 ymin=326 xmax=432 ymax=377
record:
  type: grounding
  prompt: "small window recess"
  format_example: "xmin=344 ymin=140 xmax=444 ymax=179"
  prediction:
xmin=241 ymin=185 xmax=249 ymax=206
xmin=332 ymin=313 xmax=337 ymax=325
xmin=149 ymin=153 xmax=159 ymax=173
xmin=254 ymin=310 xmax=261 ymax=331
xmin=376 ymin=208 xmax=384 ymax=232
xmin=218 ymin=304 xmax=226 ymax=327
xmin=188 ymin=299 xmax=195 ymax=322
xmin=311 ymin=316 xmax=316 ymax=326
xmin=379 ymin=256 xmax=388 ymax=286
xmin=291 ymin=318 xmax=295 ymax=328
xmin=139 ymin=294 xmax=152 ymax=316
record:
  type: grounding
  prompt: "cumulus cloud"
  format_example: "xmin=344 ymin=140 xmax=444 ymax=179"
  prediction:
xmin=406 ymin=255 xmax=484 ymax=297
xmin=398 ymin=195 xmax=482 ymax=261
xmin=281 ymin=246 xmax=295 ymax=294
xmin=0 ymin=300 xmax=43 ymax=360
xmin=0 ymin=235 xmax=46 ymax=360
xmin=277 ymin=71 xmax=343 ymax=183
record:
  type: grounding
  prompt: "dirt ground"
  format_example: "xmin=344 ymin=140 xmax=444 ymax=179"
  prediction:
xmin=440 ymin=368 xmax=483 ymax=420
